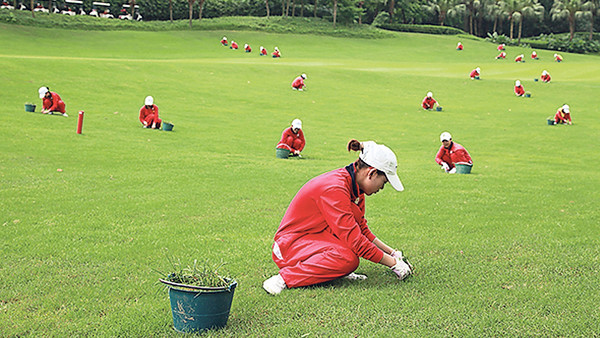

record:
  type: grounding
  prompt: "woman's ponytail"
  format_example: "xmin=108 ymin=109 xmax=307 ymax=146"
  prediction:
xmin=347 ymin=139 xmax=362 ymax=152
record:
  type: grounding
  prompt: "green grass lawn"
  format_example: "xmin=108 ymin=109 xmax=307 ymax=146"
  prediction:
xmin=1 ymin=23 xmax=599 ymax=336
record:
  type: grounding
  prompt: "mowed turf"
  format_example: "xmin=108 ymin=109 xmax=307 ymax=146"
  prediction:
xmin=1 ymin=23 xmax=599 ymax=336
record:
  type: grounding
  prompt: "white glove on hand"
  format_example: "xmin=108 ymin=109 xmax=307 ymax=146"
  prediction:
xmin=441 ymin=162 xmax=450 ymax=171
xmin=390 ymin=258 xmax=412 ymax=281
xmin=390 ymin=249 xmax=404 ymax=260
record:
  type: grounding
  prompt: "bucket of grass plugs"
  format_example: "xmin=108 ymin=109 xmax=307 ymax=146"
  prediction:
xmin=436 ymin=106 xmax=443 ymax=111
xmin=162 ymin=122 xmax=174 ymax=131
xmin=455 ymin=163 xmax=473 ymax=174
xmin=276 ymin=148 xmax=290 ymax=159
xmin=160 ymin=262 xmax=237 ymax=333
xmin=25 ymin=103 xmax=36 ymax=112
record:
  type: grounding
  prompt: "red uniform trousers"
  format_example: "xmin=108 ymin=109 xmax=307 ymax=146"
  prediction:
xmin=142 ymin=114 xmax=161 ymax=127
xmin=277 ymin=136 xmax=303 ymax=152
xmin=273 ymin=232 xmax=359 ymax=287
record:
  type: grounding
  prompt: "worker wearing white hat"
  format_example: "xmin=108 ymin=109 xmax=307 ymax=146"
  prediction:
xmin=139 ymin=95 xmax=162 ymax=129
xmin=470 ymin=67 xmax=480 ymax=79
xmin=514 ymin=80 xmax=525 ymax=97
xmin=422 ymin=91 xmax=440 ymax=110
xmin=244 ymin=43 xmax=252 ymax=53
xmin=272 ymin=46 xmax=281 ymax=58
xmin=39 ymin=86 xmax=67 ymax=116
xmin=276 ymin=118 xmax=305 ymax=157
xmin=220 ymin=36 xmax=227 ymax=46
xmin=259 ymin=46 xmax=267 ymax=56
xmin=264 ymin=139 xmax=411 ymax=295
xmin=541 ymin=70 xmax=551 ymax=83
xmin=515 ymin=54 xmax=525 ymax=62
xmin=291 ymin=74 xmax=307 ymax=91
xmin=553 ymin=104 xmax=572 ymax=125
xmin=435 ymin=132 xmax=473 ymax=173
xmin=531 ymin=50 xmax=539 ymax=59
xmin=554 ymin=53 xmax=563 ymax=62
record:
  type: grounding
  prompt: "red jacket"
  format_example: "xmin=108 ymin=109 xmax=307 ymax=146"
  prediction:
xmin=496 ymin=52 xmax=506 ymax=59
xmin=139 ymin=104 xmax=160 ymax=124
xmin=470 ymin=69 xmax=479 ymax=78
xmin=274 ymin=164 xmax=384 ymax=264
xmin=231 ymin=41 xmax=238 ymax=49
xmin=42 ymin=92 xmax=66 ymax=113
xmin=435 ymin=142 xmax=472 ymax=169
xmin=272 ymin=50 xmax=281 ymax=57
xmin=277 ymin=127 xmax=305 ymax=151
xmin=541 ymin=74 xmax=551 ymax=82
xmin=555 ymin=109 xmax=571 ymax=123
xmin=497 ymin=44 xmax=504 ymax=51
xmin=291 ymin=76 xmax=305 ymax=89
xmin=514 ymin=85 xmax=525 ymax=96
xmin=422 ymin=97 xmax=437 ymax=109
xmin=260 ymin=47 xmax=267 ymax=55
xmin=515 ymin=55 xmax=523 ymax=62
xmin=220 ymin=39 xmax=227 ymax=45
xmin=457 ymin=44 xmax=463 ymax=50
xmin=531 ymin=52 xmax=538 ymax=58
xmin=245 ymin=45 xmax=251 ymax=52
xmin=555 ymin=55 xmax=563 ymax=62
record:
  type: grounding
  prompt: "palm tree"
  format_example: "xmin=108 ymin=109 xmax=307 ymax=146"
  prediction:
xmin=582 ymin=0 xmax=600 ymax=40
xmin=551 ymin=0 xmax=585 ymax=41
xmin=265 ymin=0 xmax=270 ymax=18
xmin=488 ymin=0 xmax=506 ymax=33
xmin=423 ymin=0 xmax=457 ymax=26
xmin=516 ymin=0 xmax=544 ymax=43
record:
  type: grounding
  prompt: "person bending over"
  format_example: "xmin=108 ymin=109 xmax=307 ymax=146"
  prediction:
xmin=264 ymin=139 xmax=412 ymax=295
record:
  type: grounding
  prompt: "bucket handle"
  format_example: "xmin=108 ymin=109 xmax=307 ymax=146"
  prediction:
xmin=159 ymin=278 xmax=234 ymax=291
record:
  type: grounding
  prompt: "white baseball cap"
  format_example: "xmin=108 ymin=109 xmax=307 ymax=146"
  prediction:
xmin=145 ymin=96 xmax=153 ymax=105
xmin=274 ymin=47 xmax=279 ymax=51
xmin=515 ymin=80 xmax=521 ymax=86
xmin=476 ymin=67 xmax=480 ymax=72
xmin=291 ymin=118 xmax=302 ymax=129
xmin=440 ymin=132 xmax=452 ymax=142
xmin=38 ymin=86 xmax=49 ymax=98
xmin=542 ymin=70 xmax=548 ymax=75
xmin=427 ymin=92 xmax=433 ymax=98
xmin=222 ymin=36 xmax=227 ymax=40
xmin=301 ymin=74 xmax=306 ymax=79
xmin=359 ymin=141 xmax=403 ymax=191
xmin=244 ymin=44 xmax=248 ymax=48
xmin=554 ymin=53 xmax=557 ymax=57
xmin=260 ymin=46 xmax=264 ymax=49
xmin=562 ymin=104 xmax=569 ymax=113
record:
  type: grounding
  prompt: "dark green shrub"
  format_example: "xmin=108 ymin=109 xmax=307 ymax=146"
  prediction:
xmin=376 ymin=23 xmax=465 ymax=35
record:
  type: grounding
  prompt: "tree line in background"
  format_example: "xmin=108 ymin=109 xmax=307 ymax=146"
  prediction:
xmin=7 ymin=0 xmax=600 ymax=41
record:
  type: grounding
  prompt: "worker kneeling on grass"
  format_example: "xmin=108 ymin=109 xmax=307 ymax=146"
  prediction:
xmin=554 ymin=104 xmax=572 ymax=125
xmin=39 ymin=86 xmax=67 ymax=117
xmin=435 ymin=132 xmax=472 ymax=174
xmin=263 ymin=139 xmax=412 ymax=295
xmin=276 ymin=119 xmax=305 ymax=157
xmin=422 ymin=91 xmax=440 ymax=110
xmin=139 ymin=96 xmax=162 ymax=129
xmin=514 ymin=80 xmax=525 ymax=97
xmin=291 ymin=73 xmax=307 ymax=91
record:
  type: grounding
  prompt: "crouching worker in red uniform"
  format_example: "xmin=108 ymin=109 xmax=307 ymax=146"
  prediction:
xmin=263 ymin=139 xmax=413 ymax=295
xmin=276 ymin=119 xmax=305 ymax=157
xmin=139 ymin=96 xmax=161 ymax=129
xmin=514 ymin=80 xmax=525 ymax=97
xmin=291 ymin=73 xmax=307 ymax=91
xmin=422 ymin=91 xmax=440 ymax=110
xmin=39 ymin=86 xmax=67 ymax=116
xmin=435 ymin=132 xmax=472 ymax=174
xmin=554 ymin=104 xmax=572 ymax=125
xmin=541 ymin=70 xmax=551 ymax=83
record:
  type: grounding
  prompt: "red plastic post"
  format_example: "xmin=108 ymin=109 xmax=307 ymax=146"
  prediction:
xmin=76 ymin=111 xmax=84 ymax=134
